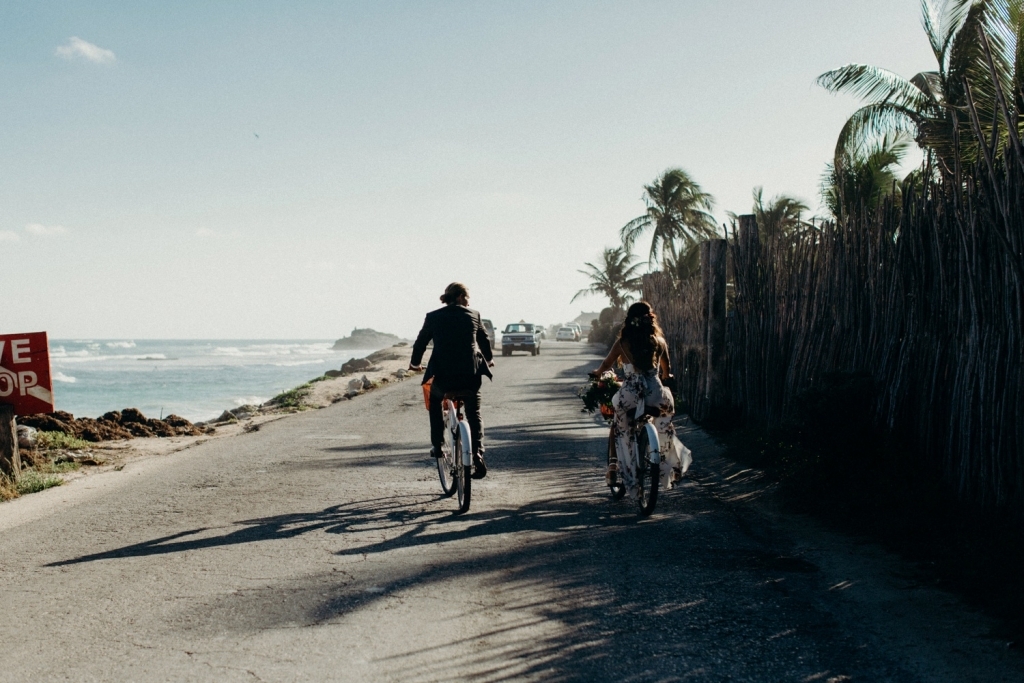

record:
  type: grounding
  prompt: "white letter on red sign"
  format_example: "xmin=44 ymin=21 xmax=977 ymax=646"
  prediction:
xmin=0 ymin=372 xmax=14 ymax=397
xmin=18 ymin=371 xmax=37 ymax=396
xmin=11 ymin=339 xmax=31 ymax=364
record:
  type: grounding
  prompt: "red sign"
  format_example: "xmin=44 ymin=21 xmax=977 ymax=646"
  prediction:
xmin=0 ymin=332 xmax=55 ymax=415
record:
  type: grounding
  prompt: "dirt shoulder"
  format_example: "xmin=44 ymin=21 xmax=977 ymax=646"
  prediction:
xmin=6 ymin=344 xmax=429 ymax=498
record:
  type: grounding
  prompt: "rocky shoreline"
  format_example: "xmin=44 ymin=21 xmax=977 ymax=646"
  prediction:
xmin=16 ymin=343 xmax=421 ymax=443
xmin=4 ymin=343 xmax=426 ymax=500
xmin=18 ymin=408 xmax=205 ymax=443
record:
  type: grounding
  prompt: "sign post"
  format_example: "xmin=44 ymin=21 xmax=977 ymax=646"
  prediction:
xmin=0 ymin=332 xmax=55 ymax=479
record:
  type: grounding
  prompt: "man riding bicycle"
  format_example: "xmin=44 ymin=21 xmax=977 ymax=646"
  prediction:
xmin=409 ymin=282 xmax=494 ymax=478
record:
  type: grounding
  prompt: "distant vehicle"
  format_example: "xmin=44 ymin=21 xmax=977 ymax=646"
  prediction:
xmin=569 ymin=323 xmax=582 ymax=341
xmin=481 ymin=319 xmax=496 ymax=349
xmin=556 ymin=327 xmax=577 ymax=341
xmin=534 ymin=325 xmax=547 ymax=340
xmin=501 ymin=323 xmax=541 ymax=356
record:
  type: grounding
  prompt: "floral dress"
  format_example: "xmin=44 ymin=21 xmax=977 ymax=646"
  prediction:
xmin=611 ymin=363 xmax=692 ymax=497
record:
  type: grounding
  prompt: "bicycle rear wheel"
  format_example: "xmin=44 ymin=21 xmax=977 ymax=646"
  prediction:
xmin=607 ymin=428 xmax=625 ymax=500
xmin=635 ymin=426 xmax=659 ymax=516
xmin=455 ymin=425 xmax=472 ymax=513
xmin=437 ymin=432 xmax=457 ymax=498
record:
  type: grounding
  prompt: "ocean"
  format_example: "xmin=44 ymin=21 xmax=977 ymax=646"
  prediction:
xmin=47 ymin=340 xmax=374 ymax=423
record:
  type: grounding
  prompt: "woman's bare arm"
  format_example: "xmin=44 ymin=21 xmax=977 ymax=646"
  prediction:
xmin=591 ymin=340 xmax=624 ymax=376
xmin=658 ymin=338 xmax=672 ymax=379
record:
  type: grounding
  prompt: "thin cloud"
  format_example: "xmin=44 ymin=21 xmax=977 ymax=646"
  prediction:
xmin=0 ymin=231 xmax=19 ymax=242
xmin=55 ymin=37 xmax=116 ymax=64
xmin=25 ymin=223 xmax=67 ymax=236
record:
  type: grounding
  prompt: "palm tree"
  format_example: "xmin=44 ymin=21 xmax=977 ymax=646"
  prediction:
xmin=619 ymin=168 xmax=718 ymax=263
xmin=822 ymin=132 xmax=913 ymax=220
xmin=730 ymin=188 xmax=811 ymax=241
xmin=816 ymin=0 xmax=1024 ymax=177
xmin=661 ymin=240 xmax=702 ymax=284
xmin=572 ymin=246 xmax=644 ymax=310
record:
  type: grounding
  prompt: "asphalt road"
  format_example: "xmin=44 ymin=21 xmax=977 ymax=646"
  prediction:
xmin=1 ymin=343 xmax=1021 ymax=682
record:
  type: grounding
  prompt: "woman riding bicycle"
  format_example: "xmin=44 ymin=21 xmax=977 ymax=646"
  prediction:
xmin=590 ymin=301 xmax=689 ymax=496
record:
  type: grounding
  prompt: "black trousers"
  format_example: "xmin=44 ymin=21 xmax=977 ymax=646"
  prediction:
xmin=429 ymin=374 xmax=483 ymax=456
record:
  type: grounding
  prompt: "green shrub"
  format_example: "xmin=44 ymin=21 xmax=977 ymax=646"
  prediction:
xmin=268 ymin=382 xmax=313 ymax=408
xmin=15 ymin=471 xmax=63 ymax=495
xmin=35 ymin=460 xmax=81 ymax=474
xmin=36 ymin=431 xmax=91 ymax=451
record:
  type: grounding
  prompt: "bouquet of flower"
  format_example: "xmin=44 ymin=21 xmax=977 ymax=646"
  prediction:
xmin=578 ymin=372 xmax=621 ymax=418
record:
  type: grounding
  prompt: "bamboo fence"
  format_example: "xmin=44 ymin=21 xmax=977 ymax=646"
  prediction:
xmin=647 ymin=89 xmax=1024 ymax=516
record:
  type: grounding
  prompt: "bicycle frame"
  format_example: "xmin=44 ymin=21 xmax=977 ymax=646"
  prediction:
xmin=443 ymin=398 xmax=473 ymax=469
xmin=632 ymin=394 xmax=661 ymax=467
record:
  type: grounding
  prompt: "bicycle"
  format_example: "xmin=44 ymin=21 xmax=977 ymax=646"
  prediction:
xmin=428 ymin=384 xmax=473 ymax=514
xmin=604 ymin=386 xmax=661 ymax=517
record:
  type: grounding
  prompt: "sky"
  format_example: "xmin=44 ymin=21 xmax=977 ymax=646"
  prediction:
xmin=0 ymin=0 xmax=935 ymax=339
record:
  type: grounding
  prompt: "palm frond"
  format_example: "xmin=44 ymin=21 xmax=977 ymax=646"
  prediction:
xmin=817 ymin=64 xmax=933 ymax=110
xmin=835 ymin=102 xmax=921 ymax=158
xmin=619 ymin=215 xmax=650 ymax=250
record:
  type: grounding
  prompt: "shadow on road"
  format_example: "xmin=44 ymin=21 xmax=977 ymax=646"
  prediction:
xmin=43 ymin=344 xmax=881 ymax=680
xmin=45 ymin=405 xmax=850 ymax=681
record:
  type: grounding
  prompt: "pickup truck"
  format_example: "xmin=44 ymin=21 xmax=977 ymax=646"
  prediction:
xmin=501 ymin=323 xmax=541 ymax=356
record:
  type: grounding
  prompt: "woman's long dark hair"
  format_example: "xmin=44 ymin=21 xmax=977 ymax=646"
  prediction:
xmin=618 ymin=301 xmax=663 ymax=371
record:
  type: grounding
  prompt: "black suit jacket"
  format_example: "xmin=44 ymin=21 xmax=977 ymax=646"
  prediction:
xmin=411 ymin=305 xmax=493 ymax=384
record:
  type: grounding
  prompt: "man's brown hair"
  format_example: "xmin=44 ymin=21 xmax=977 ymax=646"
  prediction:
xmin=441 ymin=282 xmax=469 ymax=304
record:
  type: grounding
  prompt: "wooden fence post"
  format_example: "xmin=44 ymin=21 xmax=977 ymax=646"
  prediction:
xmin=701 ymin=239 xmax=728 ymax=417
xmin=0 ymin=404 xmax=21 ymax=480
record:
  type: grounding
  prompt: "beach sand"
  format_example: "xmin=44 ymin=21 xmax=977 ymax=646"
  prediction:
xmin=14 ymin=343 xmax=430 ymax=488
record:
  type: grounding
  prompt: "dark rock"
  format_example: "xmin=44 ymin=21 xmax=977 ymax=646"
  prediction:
xmin=164 ymin=414 xmax=204 ymax=436
xmin=17 ymin=413 xmax=76 ymax=436
xmin=16 ymin=425 xmax=37 ymax=450
xmin=20 ymin=449 xmax=44 ymax=467
xmin=126 ymin=422 xmax=155 ymax=438
xmin=332 ymin=328 xmax=405 ymax=351
xmin=324 ymin=370 xmax=344 ymax=378
xmin=17 ymin=407 xmax=203 ymax=443
xmin=146 ymin=419 xmax=177 ymax=437
xmin=366 ymin=348 xmax=403 ymax=362
xmin=231 ymin=404 xmax=260 ymax=416
xmin=76 ymin=418 xmax=133 ymax=441
xmin=120 ymin=408 xmax=148 ymax=424
xmin=340 ymin=357 xmax=373 ymax=375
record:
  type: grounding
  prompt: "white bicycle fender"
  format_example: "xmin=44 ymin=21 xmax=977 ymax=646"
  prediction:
xmin=644 ymin=423 xmax=661 ymax=465
xmin=458 ymin=421 xmax=473 ymax=467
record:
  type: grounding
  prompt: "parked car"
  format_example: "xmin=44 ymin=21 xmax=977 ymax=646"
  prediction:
xmin=481 ymin=319 xmax=496 ymax=349
xmin=556 ymin=326 xmax=577 ymax=341
xmin=501 ymin=323 xmax=541 ymax=356
xmin=569 ymin=323 xmax=582 ymax=341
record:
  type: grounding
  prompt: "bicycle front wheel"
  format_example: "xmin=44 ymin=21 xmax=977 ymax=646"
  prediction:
xmin=607 ymin=428 xmax=625 ymax=500
xmin=455 ymin=425 xmax=472 ymax=513
xmin=635 ymin=425 xmax=659 ymax=516
xmin=437 ymin=436 xmax=457 ymax=498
